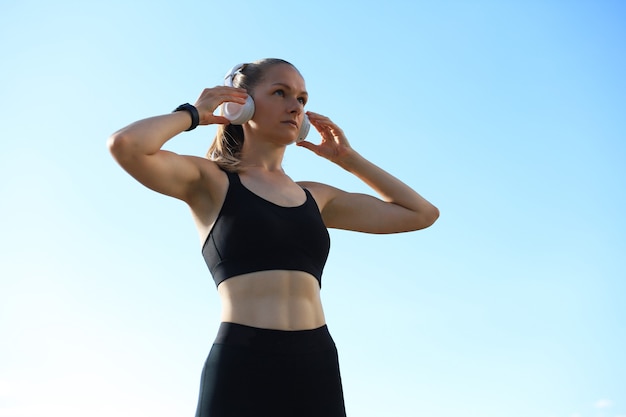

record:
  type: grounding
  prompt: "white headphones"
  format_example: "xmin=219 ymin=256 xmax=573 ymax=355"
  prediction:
xmin=221 ymin=63 xmax=310 ymax=142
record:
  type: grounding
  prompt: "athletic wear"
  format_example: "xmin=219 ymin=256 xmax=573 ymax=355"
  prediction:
xmin=194 ymin=322 xmax=347 ymax=417
xmin=197 ymin=170 xmax=344 ymax=416
xmin=202 ymin=170 xmax=330 ymax=287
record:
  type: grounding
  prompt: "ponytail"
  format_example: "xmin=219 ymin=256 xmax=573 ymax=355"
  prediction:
xmin=207 ymin=123 xmax=244 ymax=172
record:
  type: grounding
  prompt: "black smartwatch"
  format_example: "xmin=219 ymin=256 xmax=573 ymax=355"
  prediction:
xmin=173 ymin=103 xmax=200 ymax=131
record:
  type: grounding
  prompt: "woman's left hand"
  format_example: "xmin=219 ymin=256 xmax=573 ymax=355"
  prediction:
xmin=297 ymin=112 xmax=354 ymax=163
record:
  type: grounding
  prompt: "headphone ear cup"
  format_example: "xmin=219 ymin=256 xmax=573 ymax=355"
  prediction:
xmin=222 ymin=95 xmax=255 ymax=125
xmin=296 ymin=114 xmax=310 ymax=143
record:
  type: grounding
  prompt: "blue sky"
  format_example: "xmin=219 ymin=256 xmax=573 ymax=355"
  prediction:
xmin=1 ymin=1 xmax=625 ymax=416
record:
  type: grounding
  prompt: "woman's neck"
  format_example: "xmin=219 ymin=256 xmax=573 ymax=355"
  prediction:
xmin=240 ymin=141 xmax=287 ymax=172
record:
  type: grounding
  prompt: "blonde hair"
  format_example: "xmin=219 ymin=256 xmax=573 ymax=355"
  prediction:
xmin=207 ymin=58 xmax=298 ymax=172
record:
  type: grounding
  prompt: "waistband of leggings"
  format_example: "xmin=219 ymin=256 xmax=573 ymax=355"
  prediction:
xmin=214 ymin=322 xmax=336 ymax=354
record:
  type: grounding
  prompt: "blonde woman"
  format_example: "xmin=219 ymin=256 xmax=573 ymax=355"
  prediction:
xmin=108 ymin=58 xmax=439 ymax=417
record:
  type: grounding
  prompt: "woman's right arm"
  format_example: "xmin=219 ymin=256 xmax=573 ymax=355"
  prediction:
xmin=107 ymin=86 xmax=248 ymax=203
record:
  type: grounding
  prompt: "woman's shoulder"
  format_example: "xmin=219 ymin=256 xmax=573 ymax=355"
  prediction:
xmin=186 ymin=155 xmax=228 ymax=178
xmin=184 ymin=156 xmax=230 ymax=202
xmin=297 ymin=180 xmax=341 ymax=194
xmin=296 ymin=181 xmax=344 ymax=211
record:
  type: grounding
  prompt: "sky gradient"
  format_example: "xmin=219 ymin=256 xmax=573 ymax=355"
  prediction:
xmin=1 ymin=1 xmax=625 ymax=416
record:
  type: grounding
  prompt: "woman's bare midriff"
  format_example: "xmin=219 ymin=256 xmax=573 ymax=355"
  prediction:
xmin=217 ymin=270 xmax=326 ymax=331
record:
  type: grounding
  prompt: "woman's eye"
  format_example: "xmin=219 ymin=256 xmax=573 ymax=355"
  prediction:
xmin=298 ymin=97 xmax=306 ymax=105
xmin=274 ymin=89 xmax=285 ymax=97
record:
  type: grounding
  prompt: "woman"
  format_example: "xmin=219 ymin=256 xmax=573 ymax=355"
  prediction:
xmin=108 ymin=58 xmax=439 ymax=417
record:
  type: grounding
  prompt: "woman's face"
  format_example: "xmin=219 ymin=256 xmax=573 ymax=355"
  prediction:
xmin=247 ymin=64 xmax=308 ymax=144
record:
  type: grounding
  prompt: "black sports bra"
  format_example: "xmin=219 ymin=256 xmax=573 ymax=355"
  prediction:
xmin=202 ymin=170 xmax=331 ymax=288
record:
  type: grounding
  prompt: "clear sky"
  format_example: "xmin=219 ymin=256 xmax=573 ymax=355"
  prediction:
xmin=1 ymin=1 xmax=625 ymax=416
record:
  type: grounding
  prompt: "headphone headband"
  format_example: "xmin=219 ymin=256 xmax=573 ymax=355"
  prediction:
xmin=224 ymin=63 xmax=247 ymax=87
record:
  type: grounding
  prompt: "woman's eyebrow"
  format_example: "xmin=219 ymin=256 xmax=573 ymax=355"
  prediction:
xmin=270 ymin=82 xmax=308 ymax=96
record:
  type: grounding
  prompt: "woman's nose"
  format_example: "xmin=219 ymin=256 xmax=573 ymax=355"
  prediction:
xmin=288 ymin=97 xmax=303 ymax=113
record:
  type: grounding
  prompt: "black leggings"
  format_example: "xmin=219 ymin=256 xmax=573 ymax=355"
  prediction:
xmin=194 ymin=322 xmax=347 ymax=417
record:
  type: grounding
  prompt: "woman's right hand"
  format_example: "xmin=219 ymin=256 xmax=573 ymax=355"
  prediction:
xmin=193 ymin=86 xmax=249 ymax=126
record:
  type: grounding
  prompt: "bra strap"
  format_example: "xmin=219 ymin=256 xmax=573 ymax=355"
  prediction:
xmin=223 ymin=169 xmax=241 ymax=185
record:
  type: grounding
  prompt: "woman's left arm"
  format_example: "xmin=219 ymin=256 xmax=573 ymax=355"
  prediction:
xmin=297 ymin=112 xmax=439 ymax=234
